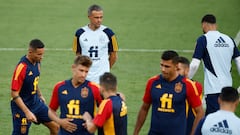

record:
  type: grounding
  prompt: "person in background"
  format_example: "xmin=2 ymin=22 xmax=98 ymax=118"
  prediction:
xmin=177 ymin=56 xmax=203 ymax=135
xmin=188 ymin=14 xmax=240 ymax=115
xmin=194 ymin=86 xmax=240 ymax=135
xmin=72 ymin=4 xmax=118 ymax=84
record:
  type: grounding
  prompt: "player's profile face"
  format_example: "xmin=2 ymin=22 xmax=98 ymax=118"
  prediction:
xmin=31 ymin=48 xmax=44 ymax=62
xmin=177 ymin=63 xmax=188 ymax=77
xmin=160 ymin=59 xmax=177 ymax=81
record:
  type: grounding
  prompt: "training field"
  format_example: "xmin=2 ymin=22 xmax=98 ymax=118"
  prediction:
xmin=1 ymin=0 xmax=240 ymax=134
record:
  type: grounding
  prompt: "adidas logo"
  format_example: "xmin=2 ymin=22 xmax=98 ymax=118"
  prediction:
xmin=155 ymin=84 xmax=161 ymax=89
xmin=28 ymin=71 xmax=33 ymax=76
xmin=210 ymin=120 xmax=232 ymax=134
xmin=214 ymin=36 xmax=229 ymax=47
xmin=84 ymin=38 xmax=88 ymax=42
xmin=62 ymin=90 xmax=68 ymax=95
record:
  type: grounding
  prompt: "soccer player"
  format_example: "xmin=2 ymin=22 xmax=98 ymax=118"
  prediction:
xmin=188 ymin=14 xmax=240 ymax=115
xmin=10 ymin=39 xmax=59 ymax=135
xmin=133 ymin=50 xmax=204 ymax=135
xmin=49 ymin=55 xmax=102 ymax=134
xmin=82 ymin=72 xmax=127 ymax=135
xmin=177 ymin=56 xmax=203 ymax=135
xmin=194 ymin=86 xmax=240 ymax=135
xmin=72 ymin=4 xmax=119 ymax=84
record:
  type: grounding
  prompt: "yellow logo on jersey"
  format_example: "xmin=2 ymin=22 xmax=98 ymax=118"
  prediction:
xmin=28 ymin=71 xmax=33 ymax=76
xmin=62 ymin=90 xmax=68 ymax=95
xmin=120 ymin=101 xmax=127 ymax=117
xmin=158 ymin=93 xmax=175 ymax=113
xmin=66 ymin=100 xmax=82 ymax=119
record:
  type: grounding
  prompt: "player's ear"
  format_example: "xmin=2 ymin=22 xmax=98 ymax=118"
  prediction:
xmin=71 ymin=64 xmax=76 ymax=71
xmin=217 ymin=97 xmax=221 ymax=105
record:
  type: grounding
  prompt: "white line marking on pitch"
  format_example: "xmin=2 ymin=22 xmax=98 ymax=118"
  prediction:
xmin=0 ymin=30 xmax=239 ymax=52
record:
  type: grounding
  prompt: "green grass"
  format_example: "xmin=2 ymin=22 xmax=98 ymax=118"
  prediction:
xmin=0 ymin=0 xmax=240 ymax=134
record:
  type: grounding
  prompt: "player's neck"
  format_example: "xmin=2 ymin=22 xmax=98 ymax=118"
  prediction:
xmin=103 ymin=92 xmax=116 ymax=99
xmin=71 ymin=79 xmax=84 ymax=88
xmin=26 ymin=55 xmax=36 ymax=65
xmin=220 ymin=102 xmax=236 ymax=112
xmin=88 ymin=24 xmax=100 ymax=31
xmin=167 ymin=72 xmax=179 ymax=82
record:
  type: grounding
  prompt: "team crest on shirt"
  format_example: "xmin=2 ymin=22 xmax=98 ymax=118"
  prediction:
xmin=81 ymin=87 xmax=89 ymax=98
xmin=174 ymin=82 xmax=183 ymax=93
xmin=99 ymin=35 xmax=106 ymax=44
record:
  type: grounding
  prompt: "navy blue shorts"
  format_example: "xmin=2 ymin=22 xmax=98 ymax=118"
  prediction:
xmin=205 ymin=93 xmax=220 ymax=115
xmin=11 ymin=101 xmax=51 ymax=135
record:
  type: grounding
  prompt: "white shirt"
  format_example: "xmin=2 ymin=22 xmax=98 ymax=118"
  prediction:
xmin=73 ymin=25 xmax=118 ymax=84
xmin=190 ymin=31 xmax=240 ymax=94
xmin=199 ymin=110 xmax=240 ymax=135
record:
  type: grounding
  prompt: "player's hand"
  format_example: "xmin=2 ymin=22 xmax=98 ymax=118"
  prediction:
xmin=25 ymin=111 xmax=38 ymax=123
xmin=59 ymin=118 xmax=77 ymax=133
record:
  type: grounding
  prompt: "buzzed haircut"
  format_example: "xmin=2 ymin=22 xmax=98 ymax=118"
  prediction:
xmin=178 ymin=56 xmax=190 ymax=67
xmin=74 ymin=55 xmax=92 ymax=68
xmin=161 ymin=50 xmax=179 ymax=64
xmin=88 ymin=4 xmax=103 ymax=16
xmin=29 ymin=39 xmax=45 ymax=50
xmin=219 ymin=87 xmax=239 ymax=102
xmin=201 ymin=14 xmax=216 ymax=24
xmin=100 ymin=72 xmax=117 ymax=91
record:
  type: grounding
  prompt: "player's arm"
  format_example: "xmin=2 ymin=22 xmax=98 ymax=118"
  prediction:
xmin=190 ymin=105 xmax=204 ymax=135
xmin=189 ymin=36 xmax=206 ymax=79
xmin=185 ymin=79 xmax=205 ymax=135
xmin=188 ymin=58 xmax=201 ymax=79
xmin=133 ymin=102 xmax=151 ymax=135
xmin=109 ymin=51 xmax=118 ymax=69
xmin=82 ymin=112 xmax=97 ymax=133
xmin=83 ymin=99 xmax=113 ymax=133
xmin=11 ymin=63 xmax=38 ymax=123
xmin=234 ymin=56 xmax=240 ymax=75
xmin=36 ymin=87 xmax=46 ymax=103
xmin=11 ymin=90 xmax=38 ymax=123
xmin=194 ymin=117 xmax=205 ymax=135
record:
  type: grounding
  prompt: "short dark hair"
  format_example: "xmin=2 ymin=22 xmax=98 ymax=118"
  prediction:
xmin=29 ymin=39 xmax=45 ymax=50
xmin=88 ymin=4 xmax=103 ymax=16
xmin=74 ymin=55 xmax=92 ymax=68
xmin=201 ymin=14 xmax=216 ymax=24
xmin=161 ymin=50 xmax=179 ymax=64
xmin=219 ymin=87 xmax=239 ymax=102
xmin=100 ymin=72 xmax=117 ymax=91
xmin=178 ymin=56 xmax=190 ymax=67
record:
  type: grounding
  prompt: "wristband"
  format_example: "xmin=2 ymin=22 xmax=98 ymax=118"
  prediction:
xmin=12 ymin=96 xmax=20 ymax=101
